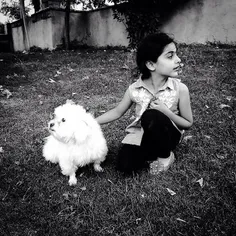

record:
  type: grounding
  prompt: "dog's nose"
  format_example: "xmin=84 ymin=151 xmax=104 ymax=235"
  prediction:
xmin=49 ymin=123 xmax=54 ymax=128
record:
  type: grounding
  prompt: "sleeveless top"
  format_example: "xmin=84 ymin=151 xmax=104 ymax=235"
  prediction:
xmin=122 ymin=77 xmax=182 ymax=145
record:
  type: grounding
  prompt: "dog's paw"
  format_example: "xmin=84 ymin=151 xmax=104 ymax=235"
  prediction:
xmin=94 ymin=164 xmax=104 ymax=172
xmin=68 ymin=176 xmax=77 ymax=186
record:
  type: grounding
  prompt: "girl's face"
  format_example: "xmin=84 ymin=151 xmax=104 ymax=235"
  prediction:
xmin=153 ymin=42 xmax=181 ymax=78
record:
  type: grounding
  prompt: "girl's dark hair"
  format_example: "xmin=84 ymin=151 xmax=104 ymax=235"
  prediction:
xmin=136 ymin=33 xmax=174 ymax=80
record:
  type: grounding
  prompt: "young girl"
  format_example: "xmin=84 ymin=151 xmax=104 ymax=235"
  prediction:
xmin=96 ymin=33 xmax=193 ymax=174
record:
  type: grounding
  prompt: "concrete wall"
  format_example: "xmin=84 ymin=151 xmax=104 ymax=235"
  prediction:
xmin=11 ymin=0 xmax=236 ymax=51
xmin=50 ymin=8 xmax=128 ymax=48
xmin=11 ymin=10 xmax=54 ymax=51
xmin=11 ymin=7 xmax=128 ymax=51
xmin=77 ymin=8 xmax=128 ymax=47
xmin=162 ymin=0 xmax=236 ymax=44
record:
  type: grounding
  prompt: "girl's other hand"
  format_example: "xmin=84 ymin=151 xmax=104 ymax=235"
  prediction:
xmin=149 ymin=100 xmax=168 ymax=113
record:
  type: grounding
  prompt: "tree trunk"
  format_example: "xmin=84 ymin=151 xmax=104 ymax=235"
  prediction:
xmin=19 ymin=0 xmax=30 ymax=50
xmin=65 ymin=0 xmax=71 ymax=50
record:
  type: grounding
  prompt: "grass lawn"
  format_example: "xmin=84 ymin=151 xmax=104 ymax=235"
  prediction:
xmin=0 ymin=44 xmax=236 ymax=236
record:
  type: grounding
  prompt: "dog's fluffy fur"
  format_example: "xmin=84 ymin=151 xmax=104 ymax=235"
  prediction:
xmin=42 ymin=100 xmax=108 ymax=185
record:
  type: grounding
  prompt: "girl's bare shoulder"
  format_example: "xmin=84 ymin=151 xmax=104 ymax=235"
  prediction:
xmin=179 ymin=81 xmax=189 ymax=93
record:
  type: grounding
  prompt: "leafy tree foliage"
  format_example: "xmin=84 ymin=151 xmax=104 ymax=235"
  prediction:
xmin=113 ymin=0 xmax=194 ymax=48
xmin=0 ymin=0 xmax=31 ymax=21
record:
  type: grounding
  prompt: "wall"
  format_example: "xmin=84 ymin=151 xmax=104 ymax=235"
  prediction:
xmin=77 ymin=8 xmax=128 ymax=47
xmin=11 ymin=0 xmax=236 ymax=51
xmin=162 ymin=0 xmax=236 ymax=44
xmin=11 ymin=7 xmax=128 ymax=51
xmin=50 ymin=8 xmax=129 ymax=48
xmin=11 ymin=10 xmax=54 ymax=51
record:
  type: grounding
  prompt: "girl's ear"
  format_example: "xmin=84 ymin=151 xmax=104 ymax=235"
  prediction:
xmin=145 ymin=61 xmax=155 ymax=71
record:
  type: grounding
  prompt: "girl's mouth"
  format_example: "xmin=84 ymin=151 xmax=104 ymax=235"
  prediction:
xmin=174 ymin=63 xmax=184 ymax=73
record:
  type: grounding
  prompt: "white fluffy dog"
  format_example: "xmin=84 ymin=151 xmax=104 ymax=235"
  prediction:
xmin=42 ymin=100 xmax=108 ymax=186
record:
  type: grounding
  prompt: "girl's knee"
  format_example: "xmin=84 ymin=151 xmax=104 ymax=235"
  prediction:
xmin=141 ymin=109 xmax=168 ymax=130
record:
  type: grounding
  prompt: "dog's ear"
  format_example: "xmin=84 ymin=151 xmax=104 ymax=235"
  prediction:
xmin=66 ymin=99 xmax=75 ymax=105
xmin=73 ymin=120 xmax=91 ymax=143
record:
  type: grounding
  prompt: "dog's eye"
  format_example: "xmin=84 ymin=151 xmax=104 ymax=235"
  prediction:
xmin=62 ymin=118 xmax=66 ymax=122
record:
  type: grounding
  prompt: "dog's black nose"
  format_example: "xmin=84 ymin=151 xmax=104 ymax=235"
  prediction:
xmin=50 ymin=123 xmax=54 ymax=128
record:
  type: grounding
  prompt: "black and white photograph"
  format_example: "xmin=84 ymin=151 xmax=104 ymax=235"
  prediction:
xmin=0 ymin=0 xmax=235 ymax=235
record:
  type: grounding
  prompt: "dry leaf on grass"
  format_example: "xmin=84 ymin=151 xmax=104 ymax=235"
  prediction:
xmin=183 ymin=135 xmax=193 ymax=141
xmin=48 ymin=78 xmax=56 ymax=83
xmin=196 ymin=178 xmax=204 ymax=187
xmin=63 ymin=192 xmax=70 ymax=200
xmin=176 ymin=218 xmax=187 ymax=223
xmin=166 ymin=188 xmax=176 ymax=195
xmin=121 ymin=64 xmax=129 ymax=70
xmin=0 ymin=86 xmax=12 ymax=98
xmin=219 ymin=104 xmax=231 ymax=109
xmin=216 ymin=154 xmax=225 ymax=159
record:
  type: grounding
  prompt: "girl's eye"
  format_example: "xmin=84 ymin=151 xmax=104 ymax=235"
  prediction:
xmin=62 ymin=118 xmax=66 ymax=122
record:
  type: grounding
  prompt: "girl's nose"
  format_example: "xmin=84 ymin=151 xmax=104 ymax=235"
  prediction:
xmin=176 ymin=55 xmax=181 ymax=63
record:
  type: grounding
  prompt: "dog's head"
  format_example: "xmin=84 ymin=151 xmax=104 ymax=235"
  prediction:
xmin=48 ymin=101 xmax=91 ymax=144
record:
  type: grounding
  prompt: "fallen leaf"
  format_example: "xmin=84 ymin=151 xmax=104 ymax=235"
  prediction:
xmin=183 ymin=135 xmax=193 ymax=141
xmin=56 ymin=71 xmax=62 ymax=75
xmin=0 ymin=147 xmax=4 ymax=153
xmin=48 ymin=78 xmax=56 ymax=83
xmin=107 ymin=179 xmax=114 ymax=184
xmin=63 ymin=192 xmax=70 ymax=200
xmin=166 ymin=188 xmax=176 ymax=196
xmin=219 ymin=104 xmax=231 ymax=109
xmin=121 ymin=64 xmax=129 ymax=70
xmin=176 ymin=218 xmax=187 ymax=223
xmin=216 ymin=154 xmax=225 ymax=159
xmin=1 ymin=89 xmax=12 ymax=98
xmin=135 ymin=218 xmax=142 ymax=224
xmin=204 ymin=135 xmax=211 ymax=139
xmin=80 ymin=186 xmax=86 ymax=191
xmin=226 ymin=96 xmax=232 ymax=101
xmin=82 ymin=76 xmax=89 ymax=80
xmin=205 ymin=105 xmax=209 ymax=108
xmin=196 ymin=178 xmax=204 ymax=187
xmin=79 ymin=172 xmax=84 ymax=177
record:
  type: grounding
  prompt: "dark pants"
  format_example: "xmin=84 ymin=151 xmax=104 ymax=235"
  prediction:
xmin=116 ymin=109 xmax=181 ymax=174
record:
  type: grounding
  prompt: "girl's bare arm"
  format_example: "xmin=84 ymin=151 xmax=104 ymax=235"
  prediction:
xmin=96 ymin=89 xmax=133 ymax=125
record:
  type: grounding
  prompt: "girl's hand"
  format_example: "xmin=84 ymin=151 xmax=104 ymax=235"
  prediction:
xmin=149 ymin=100 xmax=169 ymax=113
